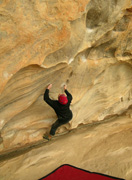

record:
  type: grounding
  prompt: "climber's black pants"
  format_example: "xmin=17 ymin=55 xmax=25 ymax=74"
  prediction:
xmin=50 ymin=117 xmax=71 ymax=136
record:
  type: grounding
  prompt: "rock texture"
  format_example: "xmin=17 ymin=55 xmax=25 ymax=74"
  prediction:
xmin=0 ymin=0 xmax=132 ymax=179
xmin=0 ymin=113 xmax=132 ymax=180
xmin=0 ymin=0 xmax=132 ymax=178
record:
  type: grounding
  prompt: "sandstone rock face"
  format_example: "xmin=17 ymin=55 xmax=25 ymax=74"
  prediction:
xmin=0 ymin=113 xmax=132 ymax=180
xmin=0 ymin=0 xmax=132 ymax=157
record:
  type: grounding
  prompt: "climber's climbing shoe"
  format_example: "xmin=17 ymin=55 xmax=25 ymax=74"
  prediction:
xmin=43 ymin=134 xmax=52 ymax=141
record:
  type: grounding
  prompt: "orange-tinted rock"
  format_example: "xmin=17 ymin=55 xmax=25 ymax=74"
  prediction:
xmin=0 ymin=0 xmax=132 ymax=154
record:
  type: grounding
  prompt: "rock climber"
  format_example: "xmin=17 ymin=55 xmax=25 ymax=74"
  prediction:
xmin=43 ymin=84 xmax=73 ymax=140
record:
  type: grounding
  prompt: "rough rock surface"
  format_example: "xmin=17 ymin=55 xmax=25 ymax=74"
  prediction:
xmin=0 ymin=0 xmax=132 ymax=179
xmin=0 ymin=113 xmax=132 ymax=180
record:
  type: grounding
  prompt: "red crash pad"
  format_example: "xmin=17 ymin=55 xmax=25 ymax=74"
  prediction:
xmin=39 ymin=164 xmax=125 ymax=180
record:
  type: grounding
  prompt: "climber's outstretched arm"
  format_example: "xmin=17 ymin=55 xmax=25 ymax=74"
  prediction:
xmin=44 ymin=84 xmax=55 ymax=108
xmin=64 ymin=85 xmax=72 ymax=103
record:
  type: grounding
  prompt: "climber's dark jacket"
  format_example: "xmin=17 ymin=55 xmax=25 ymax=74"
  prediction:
xmin=44 ymin=89 xmax=73 ymax=120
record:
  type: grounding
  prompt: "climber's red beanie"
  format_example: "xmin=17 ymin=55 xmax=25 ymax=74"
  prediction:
xmin=58 ymin=94 xmax=68 ymax=105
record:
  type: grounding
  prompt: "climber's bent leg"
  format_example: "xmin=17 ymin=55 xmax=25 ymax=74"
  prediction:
xmin=50 ymin=118 xmax=70 ymax=136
